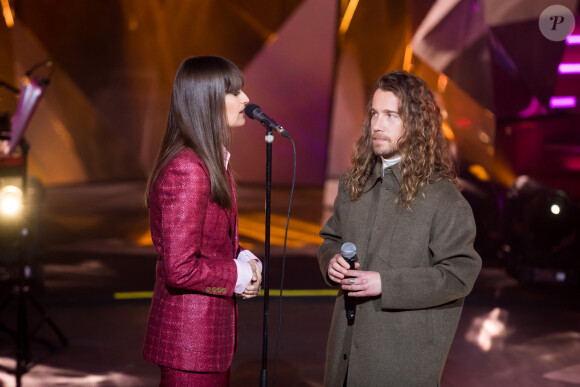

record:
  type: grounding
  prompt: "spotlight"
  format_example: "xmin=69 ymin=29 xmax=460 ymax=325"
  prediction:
xmin=0 ymin=139 xmax=28 ymax=243
xmin=528 ymin=189 xmax=575 ymax=251
xmin=0 ymin=184 xmax=23 ymax=217
xmin=0 ymin=66 xmax=66 ymax=387
xmin=503 ymin=176 xmax=580 ymax=285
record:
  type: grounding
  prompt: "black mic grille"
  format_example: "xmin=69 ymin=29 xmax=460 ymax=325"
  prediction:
xmin=244 ymin=103 xmax=260 ymax=119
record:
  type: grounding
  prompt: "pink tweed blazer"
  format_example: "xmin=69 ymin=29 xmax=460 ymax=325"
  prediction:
xmin=143 ymin=148 xmax=242 ymax=372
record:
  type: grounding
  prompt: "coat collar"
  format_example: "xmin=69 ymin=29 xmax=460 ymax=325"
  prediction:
xmin=386 ymin=159 xmax=403 ymax=184
xmin=366 ymin=158 xmax=403 ymax=189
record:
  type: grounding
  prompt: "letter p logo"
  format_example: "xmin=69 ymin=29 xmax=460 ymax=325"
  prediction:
xmin=539 ymin=6 xmax=575 ymax=41
xmin=550 ymin=15 xmax=565 ymax=31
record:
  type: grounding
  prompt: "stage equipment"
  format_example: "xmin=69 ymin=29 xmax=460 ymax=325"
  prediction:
xmin=245 ymin=103 xmax=296 ymax=387
xmin=341 ymin=242 xmax=357 ymax=322
xmin=2 ymin=61 xmax=52 ymax=158
xmin=0 ymin=62 xmax=67 ymax=387
xmin=502 ymin=176 xmax=580 ymax=286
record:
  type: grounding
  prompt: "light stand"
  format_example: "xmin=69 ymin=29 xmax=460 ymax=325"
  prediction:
xmin=0 ymin=139 xmax=68 ymax=387
xmin=0 ymin=63 xmax=62 ymax=386
xmin=260 ymin=128 xmax=274 ymax=387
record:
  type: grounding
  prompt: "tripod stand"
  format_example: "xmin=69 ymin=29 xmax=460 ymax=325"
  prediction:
xmin=0 ymin=138 xmax=68 ymax=387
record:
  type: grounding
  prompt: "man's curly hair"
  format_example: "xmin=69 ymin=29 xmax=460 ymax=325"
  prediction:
xmin=343 ymin=70 xmax=458 ymax=210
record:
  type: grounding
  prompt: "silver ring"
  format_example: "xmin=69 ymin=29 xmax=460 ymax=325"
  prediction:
xmin=349 ymin=279 xmax=355 ymax=284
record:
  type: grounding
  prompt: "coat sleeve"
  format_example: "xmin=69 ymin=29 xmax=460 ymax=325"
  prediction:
xmin=152 ymin=157 xmax=237 ymax=294
xmin=318 ymin=184 xmax=346 ymax=287
xmin=380 ymin=193 xmax=482 ymax=310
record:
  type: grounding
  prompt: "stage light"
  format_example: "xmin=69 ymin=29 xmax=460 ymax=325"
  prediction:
xmin=339 ymin=0 xmax=359 ymax=35
xmin=503 ymin=176 xmax=580 ymax=285
xmin=566 ymin=34 xmax=580 ymax=45
xmin=549 ymin=96 xmax=577 ymax=108
xmin=0 ymin=174 xmax=24 ymax=220
xmin=468 ymin=164 xmax=490 ymax=182
xmin=558 ymin=63 xmax=580 ymax=74
xmin=0 ymin=0 xmax=14 ymax=28
xmin=524 ymin=188 xmax=579 ymax=259
xmin=0 ymin=185 xmax=23 ymax=217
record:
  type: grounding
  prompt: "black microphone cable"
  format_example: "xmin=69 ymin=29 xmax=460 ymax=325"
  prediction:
xmin=272 ymin=134 xmax=296 ymax=387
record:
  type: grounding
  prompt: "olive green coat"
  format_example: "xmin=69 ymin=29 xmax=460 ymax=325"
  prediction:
xmin=318 ymin=161 xmax=482 ymax=387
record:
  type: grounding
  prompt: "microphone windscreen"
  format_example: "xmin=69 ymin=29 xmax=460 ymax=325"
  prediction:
xmin=341 ymin=242 xmax=356 ymax=259
xmin=244 ymin=103 xmax=260 ymax=119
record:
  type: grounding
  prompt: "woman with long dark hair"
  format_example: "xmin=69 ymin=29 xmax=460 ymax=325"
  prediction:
xmin=143 ymin=56 xmax=262 ymax=386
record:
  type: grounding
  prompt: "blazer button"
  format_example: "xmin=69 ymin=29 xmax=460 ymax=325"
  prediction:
xmin=212 ymin=287 xmax=217 ymax=293
xmin=206 ymin=287 xmax=211 ymax=292
xmin=222 ymin=288 xmax=227 ymax=294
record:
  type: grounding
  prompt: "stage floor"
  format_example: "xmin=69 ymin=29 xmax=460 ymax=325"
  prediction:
xmin=0 ymin=181 xmax=579 ymax=386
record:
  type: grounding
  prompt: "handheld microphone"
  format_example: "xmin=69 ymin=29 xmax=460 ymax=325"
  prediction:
xmin=244 ymin=103 xmax=291 ymax=139
xmin=341 ymin=242 xmax=357 ymax=321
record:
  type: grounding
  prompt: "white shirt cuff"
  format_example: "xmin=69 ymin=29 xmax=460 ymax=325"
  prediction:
xmin=234 ymin=250 xmax=262 ymax=294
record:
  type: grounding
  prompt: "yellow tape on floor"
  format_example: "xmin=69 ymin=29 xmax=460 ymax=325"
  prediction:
xmin=113 ymin=289 xmax=338 ymax=300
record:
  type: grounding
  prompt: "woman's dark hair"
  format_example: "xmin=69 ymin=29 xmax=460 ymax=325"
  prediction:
xmin=145 ymin=56 xmax=244 ymax=209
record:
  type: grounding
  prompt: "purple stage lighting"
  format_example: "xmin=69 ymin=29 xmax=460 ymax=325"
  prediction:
xmin=559 ymin=63 xmax=580 ymax=74
xmin=7 ymin=78 xmax=44 ymax=155
xmin=549 ymin=96 xmax=577 ymax=108
xmin=566 ymin=35 xmax=580 ymax=45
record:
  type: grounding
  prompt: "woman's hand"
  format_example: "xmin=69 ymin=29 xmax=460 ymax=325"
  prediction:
xmin=241 ymin=260 xmax=262 ymax=299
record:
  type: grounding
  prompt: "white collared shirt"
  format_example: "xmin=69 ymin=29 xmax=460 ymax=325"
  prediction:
xmin=381 ymin=156 xmax=401 ymax=174
xmin=225 ymin=145 xmax=263 ymax=293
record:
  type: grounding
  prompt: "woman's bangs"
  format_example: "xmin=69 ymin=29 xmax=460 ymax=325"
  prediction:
xmin=225 ymin=69 xmax=244 ymax=94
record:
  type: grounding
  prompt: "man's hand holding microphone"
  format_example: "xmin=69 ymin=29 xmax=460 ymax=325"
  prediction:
xmin=326 ymin=242 xmax=383 ymax=313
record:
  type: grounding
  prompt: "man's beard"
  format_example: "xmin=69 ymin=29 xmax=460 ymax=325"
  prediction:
xmin=373 ymin=143 xmax=399 ymax=159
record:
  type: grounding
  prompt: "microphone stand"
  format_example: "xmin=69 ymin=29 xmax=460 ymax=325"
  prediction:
xmin=260 ymin=128 xmax=274 ymax=386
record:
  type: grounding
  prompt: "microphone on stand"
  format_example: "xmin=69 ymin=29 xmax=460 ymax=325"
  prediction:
xmin=341 ymin=242 xmax=357 ymax=321
xmin=244 ymin=103 xmax=291 ymax=139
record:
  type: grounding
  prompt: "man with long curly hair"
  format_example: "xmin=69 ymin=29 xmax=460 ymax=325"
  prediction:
xmin=318 ymin=71 xmax=482 ymax=386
